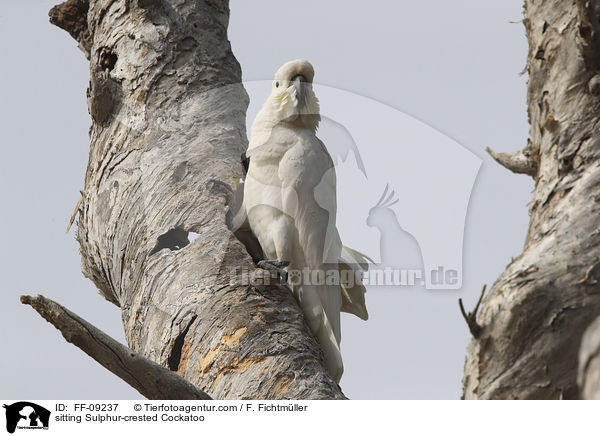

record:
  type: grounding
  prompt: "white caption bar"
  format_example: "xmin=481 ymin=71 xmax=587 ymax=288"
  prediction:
xmin=0 ymin=400 xmax=595 ymax=436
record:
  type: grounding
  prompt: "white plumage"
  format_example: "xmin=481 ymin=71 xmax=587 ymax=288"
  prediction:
xmin=242 ymin=59 xmax=368 ymax=382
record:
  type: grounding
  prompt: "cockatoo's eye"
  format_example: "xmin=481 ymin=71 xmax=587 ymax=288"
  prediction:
xmin=275 ymin=81 xmax=279 ymax=88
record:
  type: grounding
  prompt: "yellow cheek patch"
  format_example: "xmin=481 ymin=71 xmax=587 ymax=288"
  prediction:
xmin=271 ymin=88 xmax=294 ymax=113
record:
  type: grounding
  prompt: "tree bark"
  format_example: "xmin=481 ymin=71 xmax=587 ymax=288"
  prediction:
xmin=50 ymin=0 xmax=343 ymax=399
xmin=463 ymin=0 xmax=600 ymax=399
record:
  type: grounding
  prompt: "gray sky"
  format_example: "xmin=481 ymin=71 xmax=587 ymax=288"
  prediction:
xmin=0 ymin=0 xmax=532 ymax=399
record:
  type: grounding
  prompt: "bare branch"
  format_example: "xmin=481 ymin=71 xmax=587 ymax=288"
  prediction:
xmin=458 ymin=285 xmax=486 ymax=338
xmin=66 ymin=191 xmax=83 ymax=232
xmin=49 ymin=0 xmax=92 ymax=58
xmin=486 ymin=147 xmax=538 ymax=177
xmin=20 ymin=294 xmax=212 ymax=400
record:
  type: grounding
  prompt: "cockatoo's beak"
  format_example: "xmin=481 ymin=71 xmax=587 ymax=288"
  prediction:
xmin=291 ymin=74 xmax=308 ymax=108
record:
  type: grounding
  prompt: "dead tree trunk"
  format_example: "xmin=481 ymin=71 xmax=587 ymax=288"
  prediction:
xmin=463 ymin=0 xmax=600 ymax=399
xmin=47 ymin=0 xmax=343 ymax=399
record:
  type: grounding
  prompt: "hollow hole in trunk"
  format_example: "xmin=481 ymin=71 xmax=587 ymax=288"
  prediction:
xmin=168 ymin=315 xmax=197 ymax=371
xmin=149 ymin=228 xmax=190 ymax=255
xmin=98 ymin=47 xmax=117 ymax=71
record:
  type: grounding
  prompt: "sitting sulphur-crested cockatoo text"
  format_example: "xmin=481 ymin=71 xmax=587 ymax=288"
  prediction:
xmin=240 ymin=59 xmax=369 ymax=383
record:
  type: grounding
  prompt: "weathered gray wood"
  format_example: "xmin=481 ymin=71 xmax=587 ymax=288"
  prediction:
xmin=21 ymin=294 xmax=211 ymax=400
xmin=49 ymin=0 xmax=344 ymax=399
xmin=463 ymin=0 xmax=600 ymax=399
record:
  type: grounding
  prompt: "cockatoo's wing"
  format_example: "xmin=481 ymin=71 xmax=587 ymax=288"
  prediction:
xmin=278 ymin=134 xmax=341 ymax=268
xmin=278 ymin=132 xmax=344 ymax=369
xmin=230 ymin=189 xmax=248 ymax=232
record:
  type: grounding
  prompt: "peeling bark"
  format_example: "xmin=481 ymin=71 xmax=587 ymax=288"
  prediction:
xmin=50 ymin=0 xmax=343 ymax=399
xmin=463 ymin=0 xmax=600 ymax=399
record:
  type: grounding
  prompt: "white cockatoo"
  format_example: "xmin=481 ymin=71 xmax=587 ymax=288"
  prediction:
xmin=239 ymin=59 xmax=369 ymax=382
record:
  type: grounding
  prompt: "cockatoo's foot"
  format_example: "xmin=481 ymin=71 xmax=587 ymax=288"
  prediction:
xmin=257 ymin=260 xmax=290 ymax=284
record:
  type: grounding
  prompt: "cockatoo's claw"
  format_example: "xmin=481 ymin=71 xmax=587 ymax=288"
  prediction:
xmin=257 ymin=260 xmax=289 ymax=284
